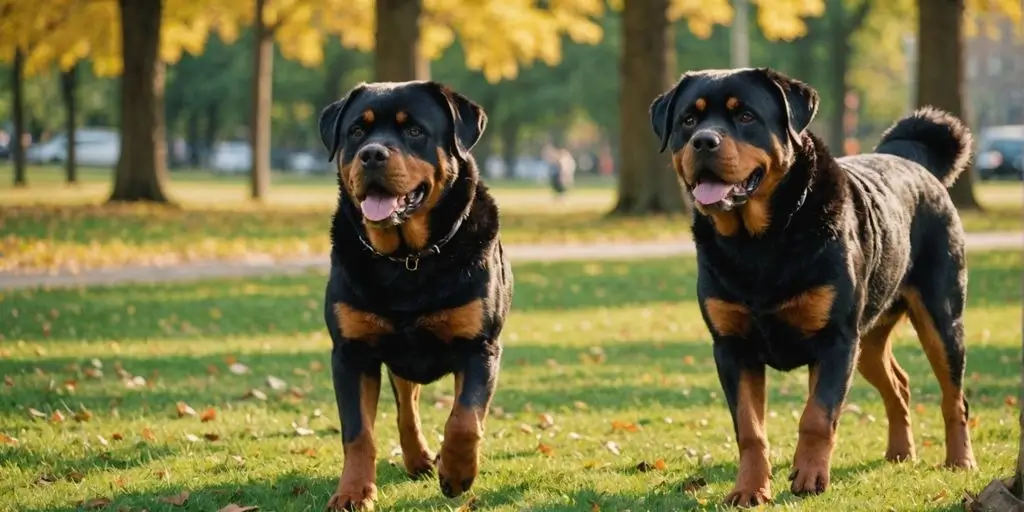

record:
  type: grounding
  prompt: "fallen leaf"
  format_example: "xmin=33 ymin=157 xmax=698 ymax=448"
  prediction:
xmin=206 ymin=364 xmax=220 ymax=376
xmin=50 ymin=410 xmax=66 ymax=423
xmin=456 ymin=496 xmax=479 ymax=511
xmin=155 ymin=469 xmax=171 ymax=480
xmin=573 ymin=401 xmax=588 ymax=411
xmin=113 ymin=476 xmax=127 ymax=488
xmin=538 ymin=413 xmax=555 ymax=429
xmin=923 ymin=439 xmax=934 ymax=447
xmin=160 ymin=490 xmax=190 ymax=506
xmin=518 ymin=423 xmax=534 ymax=434
xmin=80 ymin=497 xmax=111 ymax=509
xmin=74 ymin=408 xmax=93 ymax=422
xmin=931 ymin=488 xmax=948 ymax=502
xmin=111 ymin=432 xmax=124 ymax=441
xmin=35 ymin=474 xmax=57 ymax=486
xmin=681 ymin=476 xmax=707 ymax=492
xmin=636 ymin=460 xmax=654 ymax=472
xmin=1006 ymin=396 xmax=1018 ymax=407
xmin=184 ymin=433 xmax=201 ymax=443
xmin=64 ymin=379 xmax=78 ymax=392
xmin=915 ymin=404 xmax=926 ymax=414
xmin=176 ymin=401 xmax=196 ymax=418
xmin=537 ymin=443 xmax=555 ymax=456
xmin=0 ymin=433 xmax=19 ymax=446
xmin=3 ymin=375 xmax=13 ymax=387
xmin=218 ymin=505 xmax=259 ymax=512
xmin=229 ymin=363 xmax=250 ymax=375
xmin=683 ymin=355 xmax=696 ymax=365
xmin=203 ymin=433 xmax=220 ymax=442
xmin=96 ymin=435 xmax=109 ymax=446
xmin=654 ymin=459 xmax=668 ymax=471
xmin=266 ymin=375 xmax=287 ymax=391
xmin=309 ymin=360 xmax=324 ymax=372
xmin=242 ymin=389 xmax=267 ymax=401
xmin=604 ymin=441 xmax=621 ymax=456
xmin=141 ymin=427 xmax=157 ymax=442
xmin=294 ymin=426 xmax=315 ymax=437
xmin=200 ymin=407 xmax=217 ymax=422
xmin=291 ymin=484 xmax=308 ymax=496
xmin=230 ymin=455 xmax=245 ymax=465
xmin=28 ymin=408 xmax=47 ymax=418
xmin=66 ymin=470 xmax=85 ymax=482
xmin=611 ymin=420 xmax=640 ymax=433
xmin=590 ymin=502 xmax=600 ymax=512
xmin=292 ymin=447 xmax=317 ymax=457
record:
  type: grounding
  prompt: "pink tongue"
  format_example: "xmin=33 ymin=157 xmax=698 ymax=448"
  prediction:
xmin=360 ymin=195 xmax=400 ymax=221
xmin=693 ymin=181 xmax=736 ymax=205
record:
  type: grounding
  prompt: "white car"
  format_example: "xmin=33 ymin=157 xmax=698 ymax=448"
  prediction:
xmin=27 ymin=128 xmax=120 ymax=167
xmin=210 ymin=141 xmax=252 ymax=175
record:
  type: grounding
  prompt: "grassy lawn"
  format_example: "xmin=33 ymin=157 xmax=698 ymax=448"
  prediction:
xmin=1 ymin=250 xmax=1020 ymax=511
xmin=0 ymin=166 xmax=1020 ymax=275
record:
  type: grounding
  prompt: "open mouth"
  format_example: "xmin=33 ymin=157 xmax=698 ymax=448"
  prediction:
xmin=358 ymin=183 xmax=428 ymax=225
xmin=690 ymin=168 xmax=765 ymax=211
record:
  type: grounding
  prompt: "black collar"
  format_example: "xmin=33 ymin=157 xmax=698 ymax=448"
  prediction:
xmin=341 ymin=187 xmax=473 ymax=271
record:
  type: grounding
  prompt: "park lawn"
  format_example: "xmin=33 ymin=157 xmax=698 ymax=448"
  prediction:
xmin=1 ymin=251 xmax=1021 ymax=512
xmin=0 ymin=166 xmax=1020 ymax=274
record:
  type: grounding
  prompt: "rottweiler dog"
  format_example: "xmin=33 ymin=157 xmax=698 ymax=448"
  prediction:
xmin=318 ymin=81 xmax=513 ymax=510
xmin=650 ymin=67 xmax=977 ymax=506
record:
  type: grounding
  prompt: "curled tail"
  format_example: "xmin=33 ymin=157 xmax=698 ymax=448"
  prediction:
xmin=873 ymin=106 xmax=973 ymax=187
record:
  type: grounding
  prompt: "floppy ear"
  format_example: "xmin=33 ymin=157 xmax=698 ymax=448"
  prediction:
xmin=650 ymin=74 xmax=694 ymax=153
xmin=426 ymin=82 xmax=487 ymax=160
xmin=754 ymin=67 xmax=819 ymax=142
xmin=318 ymin=83 xmax=366 ymax=162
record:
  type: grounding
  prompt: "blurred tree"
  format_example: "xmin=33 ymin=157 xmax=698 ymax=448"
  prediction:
xmin=377 ymin=0 xmax=428 ymax=80
xmin=60 ymin=64 xmax=77 ymax=183
xmin=610 ymin=0 xmax=825 ymax=215
xmin=822 ymin=0 xmax=872 ymax=151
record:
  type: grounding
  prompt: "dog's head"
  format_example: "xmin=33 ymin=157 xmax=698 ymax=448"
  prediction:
xmin=319 ymin=81 xmax=486 ymax=227
xmin=650 ymin=67 xmax=818 ymax=214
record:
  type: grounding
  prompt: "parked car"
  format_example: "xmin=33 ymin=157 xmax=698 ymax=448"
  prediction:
xmin=975 ymin=125 xmax=1024 ymax=181
xmin=210 ymin=141 xmax=252 ymax=174
xmin=26 ymin=128 xmax=120 ymax=167
xmin=287 ymin=150 xmax=330 ymax=175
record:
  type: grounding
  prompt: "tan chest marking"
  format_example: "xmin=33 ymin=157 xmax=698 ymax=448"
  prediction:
xmin=775 ymin=285 xmax=836 ymax=337
xmin=334 ymin=303 xmax=393 ymax=343
xmin=704 ymin=298 xmax=751 ymax=338
xmin=416 ymin=299 xmax=484 ymax=342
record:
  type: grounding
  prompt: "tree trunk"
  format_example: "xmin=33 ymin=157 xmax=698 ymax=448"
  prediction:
xmin=11 ymin=48 xmax=27 ymax=188
xmin=500 ymin=121 xmax=519 ymax=179
xmin=109 ymin=0 xmax=170 ymax=203
xmin=61 ymin=64 xmax=78 ymax=184
xmin=375 ymin=0 xmax=429 ymax=81
xmin=612 ymin=0 xmax=685 ymax=215
xmin=917 ymin=0 xmax=980 ymax=210
xmin=203 ymin=103 xmax=220 ymax=167
xmin=250 ymin=0 xmax=273 ymax=201
xmin=826 ymin=26 xmax=850 ymax=151
xmin=186 ymin=110 xmax=201 ymax=168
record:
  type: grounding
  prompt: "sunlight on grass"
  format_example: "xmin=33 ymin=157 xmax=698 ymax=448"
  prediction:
xmin=0 ymin=252 xmax=1020 ymax=511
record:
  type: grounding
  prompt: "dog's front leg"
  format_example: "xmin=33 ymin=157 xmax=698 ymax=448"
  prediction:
xmin=438 ymin=343 xmax=501 ymax=498
xmin=789 ymin=340 xmax=857 ymax=496
xmin=716 ymin=341 xmax=772 ymax=507
xmin=327 ymin=346 xmax=381 ymax=511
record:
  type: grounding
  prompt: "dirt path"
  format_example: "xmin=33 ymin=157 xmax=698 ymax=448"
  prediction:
xmin=1 ymin=231 xmax=1020 ymax=291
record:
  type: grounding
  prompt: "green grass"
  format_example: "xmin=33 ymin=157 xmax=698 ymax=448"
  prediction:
xmin=1 ymin=251 xmax=1021 ymax=511
xmin=0 ymin=166 xmax=1019 ymax=275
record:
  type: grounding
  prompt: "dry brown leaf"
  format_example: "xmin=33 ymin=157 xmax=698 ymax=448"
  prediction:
xmin=683 ymin=355 xmax=696 ymax=365
xmin=64 ymin=379 xmax=78 ymax=392
xmin=206 ymin=364 xmax=220 ymax=376
xmin=113 ymin=476 xmax=127 ymax=488
xmin=292 ymin=447 xmax=317 ymax=457
xmin=537 ymin=443 xmax=555 ymax=456
xmin=50 ymin=410 xmax=66 ymax=424
xmin=590 ymin=501 xmax=600 ymax=512
xmin=636 ymin=461 xmax=653 ymax=472
xmin=242 ymin=389 xmax=267 ymax=401
xmin=915 ymin=404 xmax=926 ymax=414
xmin=203 ymin=433 xmax=221 ymax=442
xmin=931 ymin=489 xmax=948 ymax=502
xmin=74 ymin=408 xmax=93 ymax=422
xmin=224 ymin=355 xmax=238 ymax=365
xmin=291 ymin=484 xmax=308 ymax=496
xmin=155 ymin=469 xmax=171 ymax=481
xmin=681 ymin=476 xmax=708 ymax=493
xmin=176 ymin=402 xmax=196 ymax=418
xmin=654 ymin=459 xmax=668 ymax=471
xmin=1005 ymin=396 xmax=1018 ymax=407
xmin=0 ymin=433 xmax=19 ymax=446
xmin=309 ymin=360 xmax=325 ymax=372
xmin=518 ymin=423 xmax=534 ymax=434
xmin=538 ymin=413 xmax=555 ymax=429
xmin=80 ymin=497 xmax=111 ymax=509
xmin=218 ymin=505 xmax=259 ymax=512
xmin=160 ymin=490 xmax=190 ymax=506
xmin=611 ymin=420 xmax=640 ymax=433
xmin=3 ymin=375 xmax=13 ymax=387
xmin=66 ymin=470 xmax=85 ymax=482
xmin=200 ymin=407 xmax=217 ymax=422
xmin=141 ymin=427 xmax=157 ymax=442
xmin=35 ymin=474 xmax=57 ymax=486
xmin=455 ymin=496 xmax=479 ymax=512
xmin=111 ymin=432 xmax=124 ymax=441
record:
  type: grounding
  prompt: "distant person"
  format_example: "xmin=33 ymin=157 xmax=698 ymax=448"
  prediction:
xmin=543 ymin=143 xmax=576 ymax=200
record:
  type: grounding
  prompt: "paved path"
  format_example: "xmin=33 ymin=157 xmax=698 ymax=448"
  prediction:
xmin=1 ymin=231 xmax=1019 ymax=291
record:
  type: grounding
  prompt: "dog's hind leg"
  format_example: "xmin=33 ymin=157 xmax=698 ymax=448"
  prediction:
xmin=857 ymin=299 xmax=915 ymax=462
xmin=903 ymin=249 xmax=977 ymax=470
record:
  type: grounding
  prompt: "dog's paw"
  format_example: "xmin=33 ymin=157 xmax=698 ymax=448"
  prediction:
xmin=788 ymin=460 xmax=830 ymax=496
xmin=944 ymin=455 xmax=978 ymax=470
xmin=724 ymin=486 xmax=772 ymax=508
xmin=404 ymin=449 xmax=436 ymax=479
xmin=326 ymin=479 xmax=377 ymax=511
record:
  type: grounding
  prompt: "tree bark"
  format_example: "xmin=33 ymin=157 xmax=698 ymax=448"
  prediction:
xmin=11 ymin=48 xmax=27 ymax=188
xmin=917 ymin=0 xmax=981 ymax=210
xmin=61 ymin=64 xmax=78 ymax=184
xmin=109 ymin=0 xmax=171 ymax=203
xmin=375 ymin=0 xmax=429 ymax=81
xmin=612 ymin=0 xmax=685 ymax=215
xmin=250 ymin=0 xmax=273 ymax=201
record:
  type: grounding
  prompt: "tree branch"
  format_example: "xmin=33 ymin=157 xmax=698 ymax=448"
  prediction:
xmin=265 ymin=0 xmax=302 ymax=34
xmin=844 ymin=0 xmax=873 ymax=37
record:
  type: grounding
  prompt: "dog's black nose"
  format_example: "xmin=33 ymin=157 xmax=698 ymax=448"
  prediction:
xmin=358 ymin=143 xmax=390 ymax=168
xmin=691 ymin=131 xmax=721 ymax=153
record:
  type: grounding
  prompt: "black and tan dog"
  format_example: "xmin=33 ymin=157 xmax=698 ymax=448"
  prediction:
xmin=318 ymin=81 xmax=513 ymax=510
xmin=650 ymin=67 xmax=977 ymax=506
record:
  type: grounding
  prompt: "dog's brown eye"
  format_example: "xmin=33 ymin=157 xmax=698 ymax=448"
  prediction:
xmin=737 ymin=111 xmax=755 ymax=124
xmin=682 ymin=115 xmax=696 ymax=127
xmin=405 ymin=126 xmax=423 ymax=137
xmin=350 ymin=127 xmax=365 ymax=139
